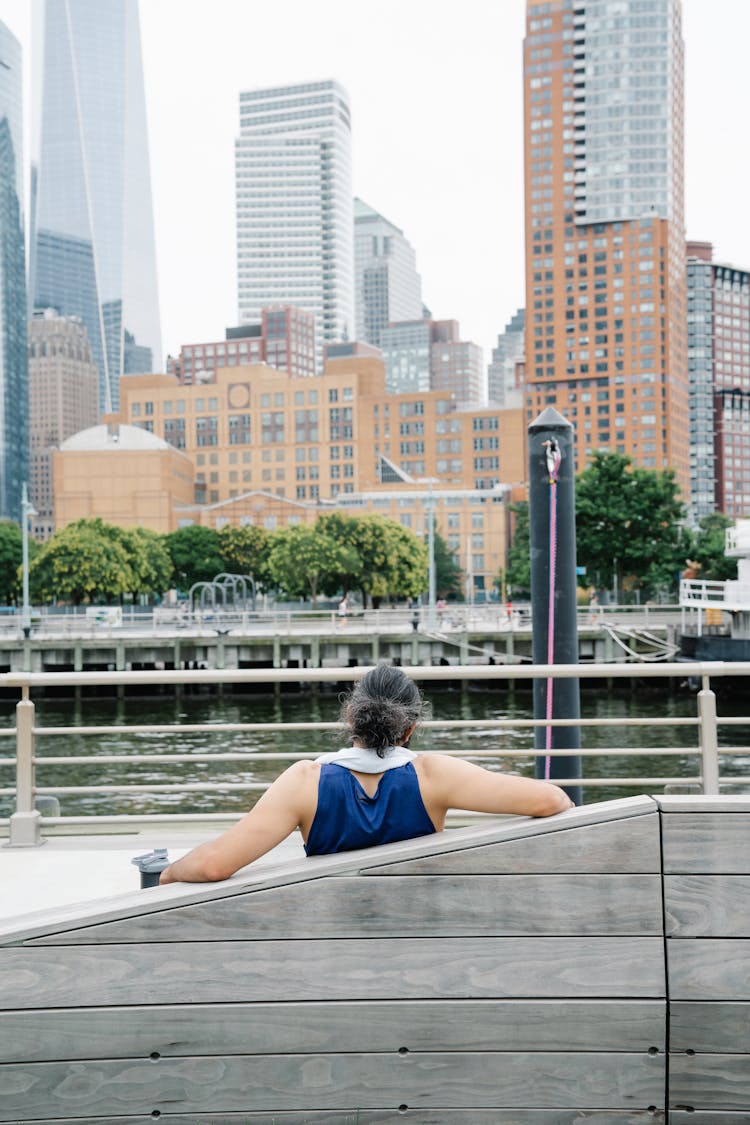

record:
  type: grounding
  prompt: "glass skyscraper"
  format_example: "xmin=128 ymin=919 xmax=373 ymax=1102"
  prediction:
xmin=235 ymin=81 xmax=354 ymax=367
xmin=0 ymin=20 xmax=28 ymax=521
xmin=31 ymin=0 xmax=161 ymax=415
xmin=354 ymin=198 xmax=422 ymax=348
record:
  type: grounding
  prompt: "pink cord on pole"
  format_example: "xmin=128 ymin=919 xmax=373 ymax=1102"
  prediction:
xmin=543 ymin=438 xmax=561 ymax=782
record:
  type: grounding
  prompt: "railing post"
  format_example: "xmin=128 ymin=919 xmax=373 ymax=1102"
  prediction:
xmin=698 ymin=675 xmax=720 ymax=795
xmin=7 ymin=696 xmax=42 ymax=847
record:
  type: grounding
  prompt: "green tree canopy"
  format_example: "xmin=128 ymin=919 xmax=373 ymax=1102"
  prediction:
xmin=0 ymin=520 xmax=25 ymax=604
xmin=504 ymin=501 xmax=531 ymax=596
xmin=267 ymin=522 xmax=358 ymax=601
xmin=315 ymin=512 xmax=429 ymax=606
xmin=575 ymin=451 xmax=687 ymax=597
xmin=29 ymin=522 xmax=134 ymax=605
xmin=165 ymin=525 xmax=224 ymax=591
xmin=433 ymin=530 xmax=462 ymax=600
xmin=689 ymin=512 xmax=737 ymax=582
xmin=219 ymin=524 xmax=272 ymax=591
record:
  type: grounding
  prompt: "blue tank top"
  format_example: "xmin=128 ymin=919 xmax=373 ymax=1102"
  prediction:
xmin=304 ymin=761 xmax=436 ymax=856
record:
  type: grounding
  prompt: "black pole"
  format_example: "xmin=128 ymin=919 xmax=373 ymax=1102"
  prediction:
xmin=528 ymin=407 xmax=582 ymax=805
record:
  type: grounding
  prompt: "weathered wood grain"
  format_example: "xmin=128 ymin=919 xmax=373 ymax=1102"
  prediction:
xmin=671 ymin=1116 xmax=750 ymax=1124
xmin=364 ymin=814 xmax=661 ymax=875
xmin=0 ymin=936 xmax=666 ymax=1008
xmin=670 ymin=1053 xmax=750 ymax=1111
xmin=665 ymin=876 xmax=750 ymax=937
xmin=0 ymin=1051 xmax=665 ymax=1119
xmin=0 ymin=1112 xmax=669 ymax=1124
xmin=0 ymin=999 xmax=665 ymax=1062
xmin=670 ymin=1001 xmax=750 ymax=1052
xmin=661 ymin=814 xmax=750 ymax=874
xmin=0 ymin=798 xmax=657 ymax=947
xmin=27 ymin=874 xmax=663 ymax=945
xmin=668 ymin=940 xmax=750 ymax=1000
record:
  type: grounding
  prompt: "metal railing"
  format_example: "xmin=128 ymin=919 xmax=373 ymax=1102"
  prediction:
xmin=2 ymin=660 xmax=749 ymax=846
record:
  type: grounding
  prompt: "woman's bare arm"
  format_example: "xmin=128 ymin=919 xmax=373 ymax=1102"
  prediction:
xmin=160 ymin=761 xmax=316 ymax=884
xmin=419 ymin=754 xmax=574 ymax=821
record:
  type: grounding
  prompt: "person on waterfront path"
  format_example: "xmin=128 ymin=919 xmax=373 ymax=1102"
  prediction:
xmin=160 ymin=664 xmax=574 ymax=884
xmin=337 ymin=595 xmax=349 ymax=627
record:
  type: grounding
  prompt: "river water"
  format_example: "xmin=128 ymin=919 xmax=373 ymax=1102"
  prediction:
xmin=2 ymin=685 xmax=749 ymax=819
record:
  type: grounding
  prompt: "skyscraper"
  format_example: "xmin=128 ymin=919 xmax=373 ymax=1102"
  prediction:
xmin=488 ymin=308 xmax=525 ymax=407
xmin=686 ymin=241 xmax=750 ymax=521
xmin=235 ymin=81 xmax=354 ymax=365
xmin=0 ymin=20 xmax=28 ymax=521
xmin=31 ymin=0 xmax=161 ymax=415
xmin=381 ymin=318 xmax=484 ymax=402
xmin=523 ymin=0 xmax=688 ymax=493
xmin=354 ymin=198 xmax=422 ymax=347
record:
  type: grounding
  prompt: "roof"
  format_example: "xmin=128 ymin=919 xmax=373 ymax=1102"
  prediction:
xmin=60 ymin=423 xmax=172 ymax=453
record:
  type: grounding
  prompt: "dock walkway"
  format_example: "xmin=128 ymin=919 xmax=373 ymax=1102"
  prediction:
xmin=2 ymin=794 xmax=749 ymax=1121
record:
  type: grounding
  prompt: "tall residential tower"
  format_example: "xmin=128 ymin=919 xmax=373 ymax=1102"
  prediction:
xmin=31 ymin=0 xmax=162 ymax=415
xmin=523 ymin=0 xmax=688 ymax=493
xmin=235 ymin=81 xmax=354 ymax=365
xmin=0 ymin=20 xmax=28 ymax=520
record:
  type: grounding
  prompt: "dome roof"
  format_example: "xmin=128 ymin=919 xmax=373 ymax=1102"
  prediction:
xmin=60 ymin=423 xmax=171 ymax=453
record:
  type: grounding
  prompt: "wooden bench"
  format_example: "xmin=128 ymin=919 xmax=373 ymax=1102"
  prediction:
xmin=0 ymin=794 xmax=745 ymax=1122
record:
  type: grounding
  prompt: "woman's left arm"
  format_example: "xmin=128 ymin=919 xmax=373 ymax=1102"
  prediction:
xmin=160 ymin=760 xmax=314 ymax=884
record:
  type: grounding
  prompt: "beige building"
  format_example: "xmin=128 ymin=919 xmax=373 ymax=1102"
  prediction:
xmin=112 ymin=355 xmax=525 ymax=595
xmin=54 ymin=422 xmax=194 ymax=533
xmin=29 ymin=311 xmax=99 ymax=539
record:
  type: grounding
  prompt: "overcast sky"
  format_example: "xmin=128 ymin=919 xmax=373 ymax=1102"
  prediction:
xmin=2 ymin=0 xmax=749 ymax=366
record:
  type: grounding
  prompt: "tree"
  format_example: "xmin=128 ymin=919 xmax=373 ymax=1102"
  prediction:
xmin=165 ymin=525 xmax=224 ymax=591
xmin=29 ymin=523 xmax=134 ymax=605
xmin=504 ymin=501 xmax=531 ymax=595
xmin=267 ymin=523 xmax=358 ymax=601
xmin=123 ymin=527 xmax=174 ymax=597
xmin=0 ymin=521 xmax=25 ymax=603
xmin=219 ymin=524 xmax=272 ymax=591
xmin=690 ymin=512 xmax=737 ymax=581
xmin=575 ymin=452 xmax=687 ymax=597
xmin=433 ymin=531 xmax=462 ymax=600
xmin=315 ymin=512 xmax=428 ymax=606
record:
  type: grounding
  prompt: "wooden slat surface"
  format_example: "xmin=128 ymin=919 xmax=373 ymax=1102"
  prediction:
xmin=667 ymin=939 xmax=750 ymax=1000
xmin=1 ymin=937 xmax=666 ymax=1009
xmin=0 ymin=1112 xmax=669 ymax=1124
xmin=0 ymin=999 xmax=665 ymax=1062
xmin=670 ymin=1053 xmax=750 ymax=1111
xmin=365 ymin=814 xmax=660 ymax=875
xmin=665 ymin=876 xmax=750 ymax=937
xmin=671 ymin=1116 xmax=750 ymax=1124
xmin=661 ymin=814 xmax=750 ymax=873
xmin=27 ymin=874 xmax=663 ymax=944
xmin=0 ymin=1051 xmax=665 ymax=1120
xmin=670 ymin=1002 xmax=750 ymax=1052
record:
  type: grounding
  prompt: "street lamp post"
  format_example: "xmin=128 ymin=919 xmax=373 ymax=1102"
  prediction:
xmin=21 ymin=483 xmax=37 ymax=640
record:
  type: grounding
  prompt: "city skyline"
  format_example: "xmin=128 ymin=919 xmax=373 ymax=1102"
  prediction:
xmin=0 ymin=0 xmax=748 ymax=368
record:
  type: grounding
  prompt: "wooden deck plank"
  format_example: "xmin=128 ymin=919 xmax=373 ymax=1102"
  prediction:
xmin=27 ymin=874 xmax=663 ymax=944
xmin=670 ymin=1002 xmax=750 ymax=1052
xmin=670 ymin=1053 xmax=750 ymax=1111
xmin=0 ymin=1052 xmax=665 ymax=1119
xmin=3 ymin=1112 xmax=670 ymax=1124
xmin=661 ymin=814 xmax=750 ymax=874
xmin=667 ymin=939 xmax=750 ymax=1000
xmin=364 ymin=815 xmax=661 ymax=875
xmin=665 ymin=876 xmax=750 ymax=937
xmin=670 ymin=1116 xmax=750 ymax=1124
xmin=0 ymin=798 xmax=657 ymax=946
xmin=0 ymin=937 xmax=666 ymax=1009
xmin=0 ymin=999 xmax=666 ymax=1062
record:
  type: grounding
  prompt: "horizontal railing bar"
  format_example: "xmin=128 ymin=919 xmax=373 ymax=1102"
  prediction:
xmin=23 ymin=748 xmax=713 ymax=766
xmin=1 ymin=660 xmax=749 ymax=688
xmin=27 ymin=716 xmax=701 ymax=736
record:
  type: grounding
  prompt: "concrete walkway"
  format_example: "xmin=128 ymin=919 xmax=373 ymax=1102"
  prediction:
xmin=0 ymin=828 xmax=303 ymax=921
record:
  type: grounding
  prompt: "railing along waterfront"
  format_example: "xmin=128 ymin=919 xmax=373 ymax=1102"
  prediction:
xmin=2 ymin=661 xmax=749 ymax=846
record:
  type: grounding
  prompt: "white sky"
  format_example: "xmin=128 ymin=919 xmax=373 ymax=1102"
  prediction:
xmin=1 ymin=0 xmax=749 ymax=366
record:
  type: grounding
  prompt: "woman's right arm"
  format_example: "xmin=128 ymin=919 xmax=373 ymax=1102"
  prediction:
xmin=421 ymin=754 xmax=574 ymax=819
